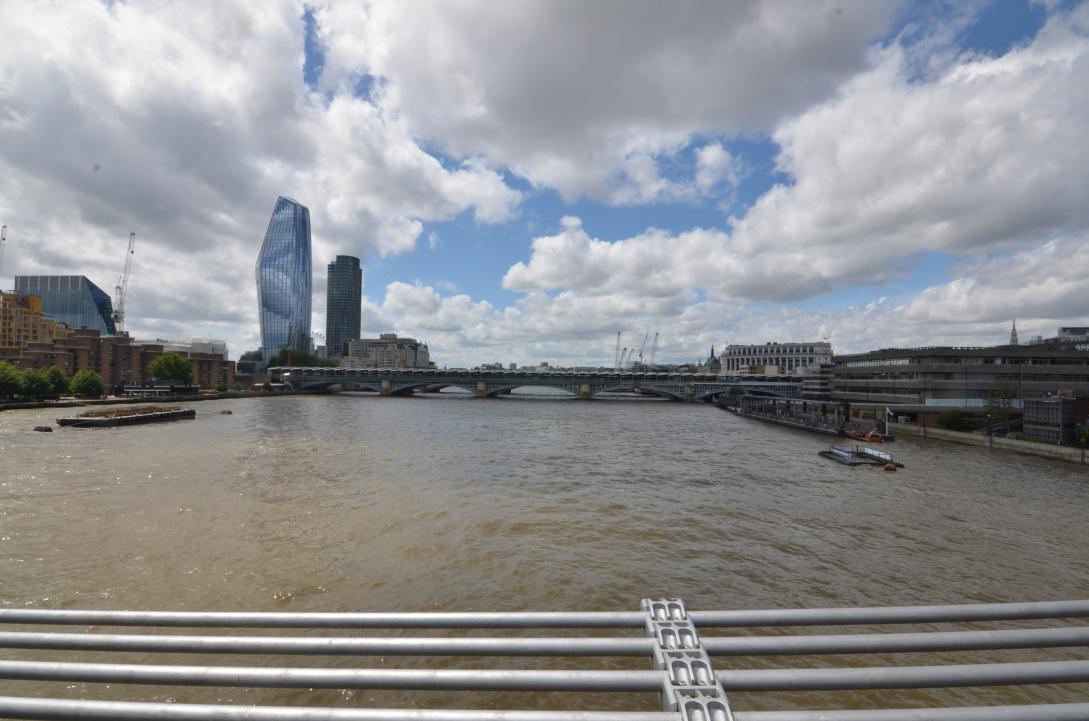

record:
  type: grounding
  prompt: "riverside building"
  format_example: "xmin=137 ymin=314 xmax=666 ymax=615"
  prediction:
xmin=256 ymin=196 xmax=311 ymax=363
xmin=831 ymin=339 xmax=1089 ymax=409
xmin=325 ymin=255 xmax=362 ymax=358
xmin=0 ymin=329 xmax=234 ymax=389
xmin=721 ymin=341 xmax=833 ymax=375
xmin=0 ymin=290 xmax=70 ymax=351
xmin=341 ymin=334 xmax=431 ymax=369
xmin=13 ymin=275 xmax=116 ymax=336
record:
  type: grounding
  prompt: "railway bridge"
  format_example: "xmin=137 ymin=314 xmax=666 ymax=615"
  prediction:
xmin=268 ymin=367 xmax=800 ymax=401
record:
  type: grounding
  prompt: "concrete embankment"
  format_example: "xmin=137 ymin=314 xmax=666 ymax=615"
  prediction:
xmin=888 ymin=421 xmax=1088 ymax=465
xmin=0 ymin=390 xmax=308 ymax=413
xmin=721 ymin=405 xmax=844 ymax=437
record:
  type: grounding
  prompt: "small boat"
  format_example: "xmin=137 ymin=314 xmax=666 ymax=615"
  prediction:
xmin=848 ymin=429 xmax=895 ymax=443
xmin=57 ymin=406 xmax=196 ymax=428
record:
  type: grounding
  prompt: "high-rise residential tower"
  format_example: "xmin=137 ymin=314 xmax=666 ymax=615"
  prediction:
xmin=14 ymin=275 xmax=116 ymax=335
xmin=325 ymin=255 xmax=362 ymax=358
xmin=256 ymin=196 xmax=311 ymax=363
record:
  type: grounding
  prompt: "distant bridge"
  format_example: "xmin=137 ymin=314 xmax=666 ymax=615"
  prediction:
xmin=268 ymin=366 xmax=799 ymax=401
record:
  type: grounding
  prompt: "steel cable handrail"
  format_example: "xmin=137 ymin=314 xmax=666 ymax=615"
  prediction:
xmin=3 ymin=599 xmax=1088 ymax=628
xmin=3 ymin=658 xmax=1089 ymax=691
xmin=2 ymin=697 xmax=1089 ymax=721
xmin=1 ymin=626 xmax=1088 ymax=656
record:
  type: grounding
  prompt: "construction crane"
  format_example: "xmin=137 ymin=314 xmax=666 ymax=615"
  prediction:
xmin=112 ymin=232 xmax=135 ymax=334
xmin=0 ymin=225 xmax=7 ymax=284
xmin=637 ymin=331 xmax=649 ymax=368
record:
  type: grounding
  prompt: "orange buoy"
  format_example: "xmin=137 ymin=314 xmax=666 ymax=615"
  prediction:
xmin=884 ymin=463 xmax=896 ymax=472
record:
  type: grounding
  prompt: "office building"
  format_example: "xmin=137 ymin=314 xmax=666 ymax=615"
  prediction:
xmin=1022 ymin=395 xmax=1089 ymax=446
xmin=14 ymin=275 xmax=116 ymax=335
xmin=721 ymin=341 xmax=833 ymax=375
xmin=831 ymin=343 xmax=1089 ymax=408
xmin=325 ymin=255 xmax=362 ymax=358
xmin=342 ymin=334 xmax=430 ymax=368
xmin=255 ymin=196 xmax=311 ymax=363
xmin=0 ymin=290 xmax=70 ymax=351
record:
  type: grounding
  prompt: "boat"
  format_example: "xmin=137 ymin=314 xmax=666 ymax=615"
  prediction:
xmin=57 ymin=406 xmax=196 ymax=428
xmin=847 ymin=429 xmax=895 ymax=443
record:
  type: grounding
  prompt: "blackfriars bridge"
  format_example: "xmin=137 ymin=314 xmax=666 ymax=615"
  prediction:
xmin=268 ymin=366 xmax=800 ymax=401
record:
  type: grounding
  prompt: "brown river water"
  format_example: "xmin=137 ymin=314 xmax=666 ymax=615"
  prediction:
xmin=1 ymin=393 xmax=1088 ymax=714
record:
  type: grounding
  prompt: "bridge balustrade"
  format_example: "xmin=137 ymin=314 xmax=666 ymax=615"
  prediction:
xmin=1 ymin=598 xmax=1088 ymax=720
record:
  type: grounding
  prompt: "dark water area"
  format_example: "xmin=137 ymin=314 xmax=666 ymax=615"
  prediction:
xmin=2 ymin=393 xmax=1088 ymax=713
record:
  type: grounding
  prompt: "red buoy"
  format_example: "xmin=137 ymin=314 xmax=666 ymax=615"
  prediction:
xmin=884 ymin=463 xmax=896 ymax=472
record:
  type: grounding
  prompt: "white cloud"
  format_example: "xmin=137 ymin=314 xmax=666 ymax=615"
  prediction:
xmin=500 ymin=6 xmax=1089 ymax=304
xmin=0 ymin=0 xmax=522 ymax=356
xmin=314 ymin=0 xmax=896 ymax=202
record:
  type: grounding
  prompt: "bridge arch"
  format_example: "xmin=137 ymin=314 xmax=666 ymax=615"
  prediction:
xmin=484 ymin=383 xmax=579 ymax=398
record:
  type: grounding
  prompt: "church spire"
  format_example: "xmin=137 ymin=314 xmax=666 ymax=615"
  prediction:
xmin=1010 ymin=318 xmax=1019 ymax=346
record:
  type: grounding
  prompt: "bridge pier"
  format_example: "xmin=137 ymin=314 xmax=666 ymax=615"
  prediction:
xmin=579 ymin=383 xmax=591 ymax=400
xmin=684 ymin=384 xmax=696 ymax=402
xmin=476 ymin=382 xmax=487 ymax=399
xmin=380 ymin=379 xmax=392 ymax=397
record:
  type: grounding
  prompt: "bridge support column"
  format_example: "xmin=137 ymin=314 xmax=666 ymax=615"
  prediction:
xmin=684 ymin=384 xmax=696 ymax=402
xmin=380 ymin=379 xmax=392 ymax=397
xmin=476 ymin=382 xmax=487 ymax=398
xmin=579 ymin=383 xmax=592 ymax=400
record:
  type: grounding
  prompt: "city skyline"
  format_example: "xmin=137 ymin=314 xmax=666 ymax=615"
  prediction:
xmin=1 ymin=2 xmax=1087 ymax=365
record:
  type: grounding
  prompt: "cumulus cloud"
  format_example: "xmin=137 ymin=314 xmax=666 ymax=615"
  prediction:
xmin=499 ymin=6 xmax=1089 ymax=304
xmin=0 ymin=0 xmax=521 ymax=354
xmin=313 ymin=0 xmax=896 ymax=202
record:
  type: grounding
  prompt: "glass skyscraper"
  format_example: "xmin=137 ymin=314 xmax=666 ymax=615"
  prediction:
xmin=256 ymin=196 xmax=311 ymax=363
xmin=325 ymin=255 xmax=362 ymax=358
xmin=14 ymin=275 xmax=116 ymax=335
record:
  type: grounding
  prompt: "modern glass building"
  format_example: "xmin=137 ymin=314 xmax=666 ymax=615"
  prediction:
xmin=256 ymin=196 xmax=312 ymax=363
xmin=325 ymin=255 xmax=362 ymax=358
xmin=13 ymin=275 xmax=116 ymax=335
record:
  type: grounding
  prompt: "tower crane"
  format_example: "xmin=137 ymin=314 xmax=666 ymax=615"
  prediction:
xmin=0 ymin=225 xmax=7 ymax=283
xmin=112 ymin=232 xmax=135 ymax=334
xmin=637 ymin=330 xmax=649 ymax=368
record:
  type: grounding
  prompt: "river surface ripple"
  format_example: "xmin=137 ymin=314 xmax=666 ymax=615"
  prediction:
xmin=1 ymin=393 xmax=1087 ymax=712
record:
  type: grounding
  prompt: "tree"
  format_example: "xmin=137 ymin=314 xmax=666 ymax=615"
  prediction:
xmin=20 ymin=368 xmax=53 ymax=400
xmin=0 ymin=361 xmax=23 ymax=400
xmin=149 ymin=353 xmax=194 ymax=384
xmin=935 ymin=408 xmax=973 ymax=432
xmin=983 ymin=380 xmax=1016 ymax=431
xmin=70 ymin=370 xmax=106 ymax=398
xmin=45 ymin=366 xmax=69 ymax=397
xmin=215 ymin=381 xmax=229 ymax=393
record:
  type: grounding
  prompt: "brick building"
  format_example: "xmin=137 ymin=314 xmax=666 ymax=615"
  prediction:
xmin=0 ymin=329 xmax=234 ymax=390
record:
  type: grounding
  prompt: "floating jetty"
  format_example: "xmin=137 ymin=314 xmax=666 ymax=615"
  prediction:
xmin=56 ymin=405 xmax=195 ymax=428
xmin=819 ymin=445 xmax=904 ymax=467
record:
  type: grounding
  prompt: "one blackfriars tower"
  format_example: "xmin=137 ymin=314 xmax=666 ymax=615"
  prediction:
xmin=256 ymin=196 xmax=312 ymax=363
xmin=326 ymin=255 xmax=362 ymax=358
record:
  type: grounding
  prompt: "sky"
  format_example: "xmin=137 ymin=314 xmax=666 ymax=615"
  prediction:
xmin=1 ymin=0 xmax=1087 ymax=366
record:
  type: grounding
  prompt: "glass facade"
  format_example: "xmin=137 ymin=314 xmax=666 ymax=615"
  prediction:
xmin=256 ymin=196 xmax=312 ymax=362
xmin=13 ymin=275 xmax=116 ymax=335
xmin=325 ymin=255 xmax=362 ymax=358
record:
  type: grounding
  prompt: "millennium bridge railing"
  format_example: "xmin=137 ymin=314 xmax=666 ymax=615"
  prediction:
xmin=1 ymin=598 xmax=1088 ymax=720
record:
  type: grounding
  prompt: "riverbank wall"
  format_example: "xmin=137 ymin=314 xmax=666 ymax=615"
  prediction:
xmin=0 ymin=390 xmax=309 ymax=413
xmin=888 ymin=421 xmax=1087 ymax=465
